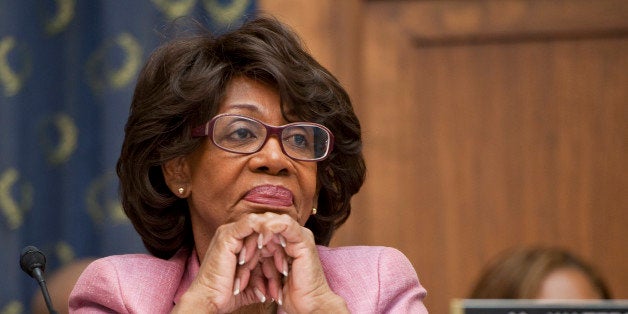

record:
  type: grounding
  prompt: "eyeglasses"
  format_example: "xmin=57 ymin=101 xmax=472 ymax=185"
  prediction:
xmin=191 ymin=114 xmax=334 ymax=161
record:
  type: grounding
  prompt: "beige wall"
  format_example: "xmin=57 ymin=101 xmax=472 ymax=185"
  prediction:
xmin=260 ymin=1 xmax=628 ymax=313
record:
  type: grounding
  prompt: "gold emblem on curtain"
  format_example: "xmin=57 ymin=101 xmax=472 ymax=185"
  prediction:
xmin=203 ymin=0 xmax=250 ymax=25
xmin=55 ymin=241 xmax=77 ymax=265
xmin=45 ymin=0 xmax=76 ymax=35
xmin=0 ymin=168 xmax=33 ymax=230
xmin=42 ymin=113 xmax=78 ymax=165
xmin=0 ymin=37 xmax=32 ymax=97
xmin=0 ymin=301 xmax=23 ymax=314
xmin=86 ymin=172 xmax=127 ymax=226
xmin=85 ymin=33 xmax=142 ymax=92
xmin=151 ymin=0 xmax=197 ymax=20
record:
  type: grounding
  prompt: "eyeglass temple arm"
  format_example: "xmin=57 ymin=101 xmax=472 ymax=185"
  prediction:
xmin=191 ymin=122 xmax=211 ymax=137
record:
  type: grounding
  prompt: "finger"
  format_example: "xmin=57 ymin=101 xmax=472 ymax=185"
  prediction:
xmin=257 ymin=227 xmax=277 ymax=250
xmin=249 ymin=264 xmax=268 ymax=303
xmin=247 ymin=213 xmax=317 ymax=270
xmin=235 ymin=233 xmax=264 ymax=290
xmin=248 ymin=214 xmax=295 ymax=242
xmin=256 ymin=214 xmax=315 ymax=257
xmin=259 ymin=237 xmax=284 ymax=258
xmin=268 ymin=233 xmax=287 ymax=249
xmin=233 ymin=255 xmax=255 ymax=296
xmin=186 ymin=215 xmax=266 ymax=311
xmin=254 ymin=213 xmax=300 ymax=238
xmin=261 ymin=256 xmax=283 ymax=304
xmin=238 ymin=232 xmax=260 ymax=266
xmin=213 ymin=213 xmax=264 ymax=252
xmin=233 ymin=273 xmax=243 ymax=296
xmin=258 ymin=238 xmax=289 ymax=277
xmin=200 ymin=215 xmax=264 ymax=271
xmin=273 ymin=248 xmax=289 ymax=277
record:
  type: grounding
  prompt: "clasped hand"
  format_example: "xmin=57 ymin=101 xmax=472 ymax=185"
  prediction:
xmin=173 ymin=212 xmax=347 ymax=313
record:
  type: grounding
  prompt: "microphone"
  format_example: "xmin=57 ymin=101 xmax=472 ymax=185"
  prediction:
xmin=20 ymin=246 xmax=58 ymax=314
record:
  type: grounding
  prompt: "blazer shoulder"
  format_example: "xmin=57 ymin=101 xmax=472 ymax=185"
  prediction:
xmin=317 ymin=246 xmax=428 ymax=313
xmin=92 ymin=252 xmax=184 ymax=274
xmin=70 ymin=251 xmax=189 ymax=313
xmin=317 ymin=245 xmax=408 ymax=266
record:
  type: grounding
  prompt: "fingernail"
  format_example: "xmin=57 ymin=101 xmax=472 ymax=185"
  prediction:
xmin=282 ymin=259 xmax=289 ymax=277
xmin=254 ymin=287 xmax=266 ymax=303
xmin=279 ymin=235 xmax=286 ymax=248
xmin=233 ymin=277 xmax=240 ymax=295
xmin=257 ymin=233 xmax=264 ymax=249
xmin=238 ymin=246 xmax=246 ymax=265
xmin=277 ymin=289 xmax=283 ymax=306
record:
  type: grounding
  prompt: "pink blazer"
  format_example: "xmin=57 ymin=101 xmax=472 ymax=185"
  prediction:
xmin=69 ymin=246 xmax=428 ymax=313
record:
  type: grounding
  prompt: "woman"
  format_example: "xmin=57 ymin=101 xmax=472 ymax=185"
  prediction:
xmin=69 ymin=16 xmax=428 ymax=313
xmin=469 ymin=246 xmax=611 ymax=299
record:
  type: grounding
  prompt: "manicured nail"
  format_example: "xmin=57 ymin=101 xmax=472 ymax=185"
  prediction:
xmin=254 ymin=287 xmax=266 ymax=303
xmin=238 ymin=246 xmax=246 ymax=265
xmin=257 ymin=233 xmax=264 ymax=249
xmin=233 ymin=277 xmax=240 ymax=295
xmin=277 ymin=289 xmax=283 ymax=306
xmin=282 ymin=259 xmax=289 ymax=277
xmin=279 ymin=235 xmax=286 ymax=248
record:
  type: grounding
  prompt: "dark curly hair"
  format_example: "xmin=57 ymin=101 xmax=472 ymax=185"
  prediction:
xmin=116 ymin=15 xmax=366 ymax=259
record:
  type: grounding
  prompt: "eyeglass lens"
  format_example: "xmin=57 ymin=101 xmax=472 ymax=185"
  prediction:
xmin=212 ymin=115 xmax=330 ymax=160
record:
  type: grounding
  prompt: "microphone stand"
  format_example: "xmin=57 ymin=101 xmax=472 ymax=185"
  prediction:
xmin=33 ymin=267 xmax=58 ymax=314
xmin=20 ymin=246 xmax=58 ymax=314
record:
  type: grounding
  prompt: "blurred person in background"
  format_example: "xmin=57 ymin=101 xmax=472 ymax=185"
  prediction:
xmin=469 ymin=246 xmax=611 ymax=299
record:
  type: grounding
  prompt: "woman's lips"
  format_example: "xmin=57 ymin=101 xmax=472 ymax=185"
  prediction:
xmin=244 ymin=185 xmax=293 ymax=207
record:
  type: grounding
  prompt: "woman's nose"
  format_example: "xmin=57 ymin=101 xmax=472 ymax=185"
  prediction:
xmin=249 ymin=136 xmax=291 ymax=174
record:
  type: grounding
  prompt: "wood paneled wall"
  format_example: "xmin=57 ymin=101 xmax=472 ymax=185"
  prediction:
xmin=260 ymin=1 xmax=628 ymax=313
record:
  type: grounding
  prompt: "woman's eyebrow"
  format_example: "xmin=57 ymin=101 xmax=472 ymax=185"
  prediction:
xmin=223 ymin=103 xmax=261 ymax=112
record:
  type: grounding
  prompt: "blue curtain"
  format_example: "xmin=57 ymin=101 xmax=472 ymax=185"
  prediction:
xmin=0 ymin=0 xmax=256 ymax=312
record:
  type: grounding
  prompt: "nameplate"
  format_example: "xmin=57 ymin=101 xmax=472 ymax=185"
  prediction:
xmin=450 ymin=299 xmax=628 ymax=314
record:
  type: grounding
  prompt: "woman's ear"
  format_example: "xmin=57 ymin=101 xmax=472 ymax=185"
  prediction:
xmin=162 ymin=156 xmax=191 ymax=198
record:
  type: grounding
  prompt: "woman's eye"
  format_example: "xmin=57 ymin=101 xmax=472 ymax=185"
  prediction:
xmin=292 ymin=134 xmax=307 ymax=146
xmin=233 ymin=128 xmax=253 ymax=139
xmin=229 ymin=127 xmax=256 ymax=140
xmin=285 ymin=133 xmax=309 ymax=148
